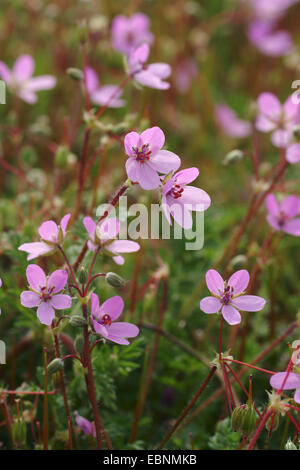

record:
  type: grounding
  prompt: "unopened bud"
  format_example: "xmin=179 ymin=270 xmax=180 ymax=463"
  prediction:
xmin=69 ymin=315 xmax=87 ymax=327
xmin=223 ymin=150 xmax=244 ymax=166
xmin=47 ymin=358 xmax=64 ymax=376
xmin=55 ymin=145 xmax=69 ymax=168
xmin=67 ymin=67 xmax=84 ymax=81
xmin=105 ymin=272 xmax=126 ymax=288
xmin=78 ymin=266 xmax=88 ymax=284
xmin=74 ymin=335 xmax=84 ymax=354
xmin=229 ymin=254 xmax=247 ymax=270
xmin=52 ymin=371 xmax=61 ymax=389
xmin=12 ymin=419 xmax=27 ymax=447
xmin=285 ymin=438 xmax=298 ymax=450
xmin=231 ymin=404 xmax=257 ymax=437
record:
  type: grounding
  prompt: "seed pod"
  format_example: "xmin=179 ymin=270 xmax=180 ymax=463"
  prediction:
xmin=67 ymin=67 xmax=84 ymax=81
xmin=47 ymin=358 xmax=64 ymax=376
xmin=105 ymin=272 xmax=126 ymax=289
xmin=285 ymin=438 xmax=298 ymax=450
xmin=78 ymin=266 xmax=88 ymax=284
xmin=52 ymin=371 xmax=61 ymax=389
xmin=265 ymin=412 xmax=279 ymax=432
xmin=223 ymin=149 xmax=244 ymax=166
xmin=55 ymin=145 xmax=69 ymax=168
xmin=12 ymin=419 xmax=27 ymax=447
xmin=69 ymin=315 xmax=87 ymax=327
xmin=231 ymin=404 xmax=257 ymax=437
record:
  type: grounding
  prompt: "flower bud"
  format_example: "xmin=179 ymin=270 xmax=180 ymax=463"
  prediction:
xmin=12 ymin=419 xmax=27 ymax=447
xmin=47 ymin=358 xmax=64 ymax=376
xmin=66 ymin=67 xmax=84 ymax=81
xmin=69 ymin=315 xmax=87 ymax=327
xmin=105 ymin=272 xmax=127 ymax=289
xmin=231 ymin=404 xmax=257 ymax=437
xmin=74 ymin=335 xmax=84 ymax=354
xmin=52 ymin=371 xmax=61 ymax=389
xmin=222 ymin=150 xmax=244 ymax=166
xmin=55 ymin=145 xmax=69 ymax=168
xmin=78 ymin=266 xmax=88 ymax=284
xmin=285 ymin=438 xmax=298 ymax=450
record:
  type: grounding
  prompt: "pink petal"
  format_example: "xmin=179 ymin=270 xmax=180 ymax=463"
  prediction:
xmin=47 ymin=270 xmax=68 ymax=293
xmin=148 ymin=150 xmax=181 ymax=174
xmin=26 ymin=264 xmax=46 ymax=291
xmin=283 ymin=95 xmax=299 ymax=122
xmin=0 ymin=61 xmax=11 ymax=82
xmin=205 ymin=269 xmax=224 ymax=296
xmin=18 ymin=90 xmax=37 ymax=104
xmin=266 ymin=214 xmax=281 ymax=231
xmin=112 ymin=255 xmax=125 ymax=265
xmin=161 ymin=195 xmax=172 ymax=225
xmin=200 ymin=296 xmax=222 ymax=314
xmin=37 ymin=302 xmax=55 ymax=326
xmin=266 ymin=194 xmax=280 ymax=217
xmin=60 ymin=213 xmax=71 ymax=235
xmin=178 ymin=186 xmax=211 ymax=211
xmin=140 ymin=126 xmax=165 ymax=154
xmin=270 ymin=372 xmax=300 ymax=391
xmin=294 ymin=388 xmax=300 ymax=404
xmin=255 ymin=114 xmax=276 ymax=132
xmin=222 ymin=305 xmax=241 ymax=325
xmin=99 ymin=218 xmax=120 ymax=240
xmin=25 ymin=75 xmax=56 ymax=91
xmin=216 ymin=104 xmax=251 ymax=138
xmin=168 ymin=198 xmax=193 ymax=229
xmin=126 ymin=158 xmax=139 ymax=182
xmin=91 ymin=293 xmax=100 ymax=317
xmin=92 ymin=319 xmax=108 ymax=337
xmin=18 ymin=242 xmax=53 ymax=260
xmin=124 ymin=131 xmax=141 ymax=157
xmin=83 ymin=217 xmax=96 ymax=238
xmin=85 ymin=67 xmax=99 ymax=93
xmin=38 ymin=220 xmax=58 ymax=242
xmin=91 ymin=85 xmax=125 ymax=108
xmin=286 ymin=143 xmax=300 ymax=164
xmin=135 ymin=70 xmax=170 ymax=90
xmin=231 ymin=295 xmax=266 ymax=312
xmin=146 ymin=63 xmax=171 ymax=79
xmin=106 ymin=240 xmax=140 ymax=254
xmin=280 ymin=196 xmax=300 ymax=218
xmin=228 ymin=270 xmax=250 ymax=295
xmin=136 ymin=163 xmax=161 ymax=190
xmin=174 ymin=167 xmax=199 ymax=185
xmin=271 ymin=129 xmax=291 ymax=148
xmin=99 ymin=296 xmax=124 ymax=321
xmin=20 ymin=291 xmax=40 ymax=308
xmin=257 ymin=92 xmax=282 ymax=120
xmin=13 ymin=54 xmax=34 ymax=81
xmin=130 ymin=43 xmax=150 ymax=66
xmin=107 ymin=322 xmax=139 ymax=338
xmin=50 ymin=294 xmax=72 ymax=310
xmin=105 ymin=335 xmax=130 ymax=345
xmin=283 ymin=218 xmax=300 ymax=236
xmin=75 ymin=413 xmax=93 ymax=436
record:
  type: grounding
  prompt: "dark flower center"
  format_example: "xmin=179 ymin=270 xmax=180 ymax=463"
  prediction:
xmin=169 ymin=183 xmax=184 ymax=199
xmin=101 ymin=314 xmax=112 ymax=326
xmin=221 ymin=285 xmax=234 ymax=305
xmin=278 ymin=211 xmax=289 ymax=228
xmin=132 ymin=143 xmax=151 ymax=163
xmin=40 ymin=285 xmax=55 ymax=302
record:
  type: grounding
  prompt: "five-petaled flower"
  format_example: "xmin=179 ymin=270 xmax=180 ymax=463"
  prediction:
xmin=270 ymin=370 xmax=300 ymax=404
xmin=128 ymin=44 xmax=171 ymax=90
xmin=161 ymin=167 xmax=211 ymax=230
xmin=20 ymin=265 xmax=72 ymax=326
xmin=0 ymin=54 xmax=56 ymax=104
xmin=124 ymin=126 xmax=181 ymax=190
xmin=90 ymin=293 xmax=139 ymax=345
xmin=200 ymin=269 xmax=266 ymax=325
xmin=111 ymin=13 xmax=153 ymax=56
xmin=266 ymin=194 xmax=300 ymax=236
xmin=85 ymin=66 xmax=125 ymax=108
xmin=18 ymin=214 xmax=71 ymax=260
xmin=83 ymin=217 xmax=139 ymax=265
xmin=74 ymin=412 xmax=96 ymax=437
xmin=255 ymin=92 xmax=300 ymax=149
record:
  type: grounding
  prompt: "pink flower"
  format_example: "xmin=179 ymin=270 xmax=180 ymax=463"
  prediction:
xmin=83 ymin=217 xmax=139 ymax=265
xmin=270 ymin=371 xmax=300 ymax=403
xmin=200 ymin=269 xmax=266 ymax=325
xmin=85 ymin=67 xmax=125 ymax=108
xmin=20 ymin=265 xmax=72 ymax=326
xmin=124 ymin=126 xmax=180 ymax=190
xmin=128 ymin=44 xmax=171 ymax=90
xmin=74 ymin=412 xmax=96 ymax=437
xmin=0 ymin=54 xmax=56 ymax=104
xmin=255 ymin=92 xmax=300 ymax=148
xmin=18 ymin=214 xmax=71 ymax=260
xmin=90 ymin=294 xmax=139 ymax=345
xmin=248 ymin=0 xmax=299 ymax=20
xmin=161 ymin=168 xmax=211 ymax=230
xmin=111 ymin=13 xmax=153 ymax=56
xmin=215 ymin=104 xmax=252 ymax=138
xmin=174 ymin=59 xmax=198 ymax=94
xmin=266 ymin=194 xmax=300 ymax=235
xmin=247 ymin=20 xmax=293 ymax=56
xmin=286 ymin=143 xmax=300 ymax=164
